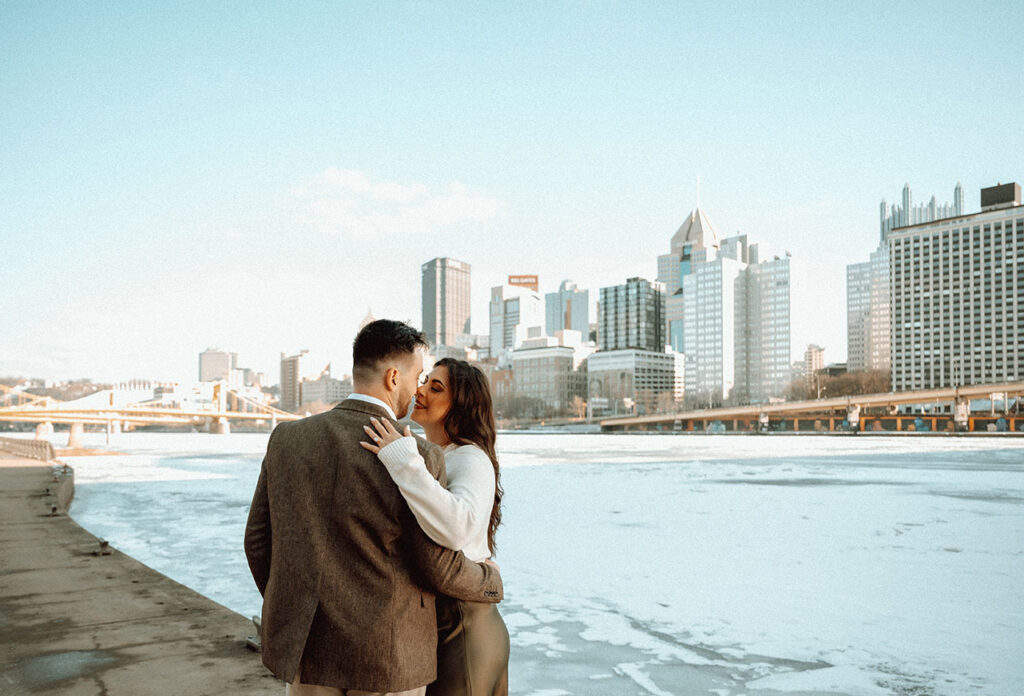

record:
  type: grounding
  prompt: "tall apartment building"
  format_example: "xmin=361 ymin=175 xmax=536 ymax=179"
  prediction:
xmin=488 ymin=284 xmax=544 ymax=365
xmin=597 ymin=277 xmax=666 ymax=352
xmin=677 ymin=232 xmax=791 ymax=405
xmin=592 ymin=278 xmax=679 ymax=412
xmin=421 ymin=257 xmax=471 ymax=348
xmin=545 ymin=280 xmax=590 ymax=337
xmin=733 ymin=253 xmax=792 ymax=402
xmin=279 ymin=350 xmax=308 ymax=413
xmin=657 ymin=208 xmax=718 ymax=352
xmin=846 ymin=246 xmax=891 ymax=372
xmin=849 ymin=183 xmax=963 ymax=373
xmin=198 ymin=348 xmax=236 ymax=382
xmin=804 ymin=344 xmax=825 ymax=381
xmin=890 ymin=182 xmax=1023 ymax=390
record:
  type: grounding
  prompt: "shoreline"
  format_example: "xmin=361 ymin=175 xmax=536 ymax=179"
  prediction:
xmin=0 ymin=451 xmax=279 ymax=695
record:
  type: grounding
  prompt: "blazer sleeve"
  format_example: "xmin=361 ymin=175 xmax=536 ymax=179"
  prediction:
xmin=244 ymin=430 xmax=275 ymax=596
xmin=405 ymin=442 xmax=503 ymax=603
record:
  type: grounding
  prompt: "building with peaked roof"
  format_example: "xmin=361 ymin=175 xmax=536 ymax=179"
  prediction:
xmin=657 ymin=208 xmax=718 ymax=352
xmin=656 ymin=206 xmax=791 ymax=405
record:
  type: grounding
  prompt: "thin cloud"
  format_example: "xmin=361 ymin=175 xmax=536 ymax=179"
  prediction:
xmin=290 ymin=168 xmax=504 ymax=238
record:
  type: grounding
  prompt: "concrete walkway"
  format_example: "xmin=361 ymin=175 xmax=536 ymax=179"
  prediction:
xmin=0 ymin=452 xmax=280 ymax=695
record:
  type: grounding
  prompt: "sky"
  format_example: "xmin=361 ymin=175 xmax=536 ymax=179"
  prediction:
xmin=2 ymin=1 xmax=1022 ymax=386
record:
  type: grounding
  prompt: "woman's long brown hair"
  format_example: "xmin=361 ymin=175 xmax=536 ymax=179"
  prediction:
xmin=434 ymin=358 xmax=503 ymax=555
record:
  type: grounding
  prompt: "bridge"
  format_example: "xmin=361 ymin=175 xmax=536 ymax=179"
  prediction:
xmin=0 ymin=382 xmax=300 ymax=441
xmin=599 ymin=381 xmax=1024 ymax=433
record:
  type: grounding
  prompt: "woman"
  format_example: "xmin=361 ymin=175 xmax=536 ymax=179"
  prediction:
xmin=361 ymin=358 xmax=509 ymax=696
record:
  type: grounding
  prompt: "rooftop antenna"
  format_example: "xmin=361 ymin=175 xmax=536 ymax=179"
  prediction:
xmin=696 ymin=175 xmax=701 ymax=209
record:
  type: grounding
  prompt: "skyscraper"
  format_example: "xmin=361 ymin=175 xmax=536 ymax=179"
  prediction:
xmin=597 ymin=277 xmax=665 ymax=352
xmin=545 ymin=279 xmax=589 ymax=337
xmin=848 ymin=183 xmax=962 ymax=374
xmin=279 ymin=350 xmax=309 ymax=413
xmin=488 ymin=284 xmax=544 ymax=365
xmin=421 ymin=257 xmax=471 ymax=348
xmin=890 ymin=182 xmax=1023 ymax=390
xmin=846 ymin=246 xmax=890 ymax=372
xmin=657 ymin=208 xmax=718 ymax=352
xmin=733 ymin=251 xmax=792 ymax=403
xmin=673 ymin=227 xmax=791 ymax=406
xmin=198 ymin=348 xmax=236 ymax=382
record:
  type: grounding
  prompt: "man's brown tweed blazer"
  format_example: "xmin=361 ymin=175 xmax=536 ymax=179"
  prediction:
xmin=244 ymin=398 xmax=503 ymax=692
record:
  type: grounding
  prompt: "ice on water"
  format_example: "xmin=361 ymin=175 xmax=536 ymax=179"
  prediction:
xmin=55 ymin=431 xmax=1023 ymax=695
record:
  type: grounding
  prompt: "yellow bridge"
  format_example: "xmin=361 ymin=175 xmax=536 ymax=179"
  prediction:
xmin=600 ymin=381 xmax=1024 ymax=433
xmin=0 ymin=383 xmax=300 ymax=437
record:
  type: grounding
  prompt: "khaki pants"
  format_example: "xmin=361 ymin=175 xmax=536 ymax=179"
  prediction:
xmin=286 ymin=672 xmax=426 ymax=696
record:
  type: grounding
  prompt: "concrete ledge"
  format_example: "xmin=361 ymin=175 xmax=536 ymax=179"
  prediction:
xmin=0 ymin=453 xmax=280 ymax=695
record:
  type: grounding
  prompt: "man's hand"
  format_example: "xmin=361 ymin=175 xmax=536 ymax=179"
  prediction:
xmin=360 ymin=416 xmax=412 ymax=455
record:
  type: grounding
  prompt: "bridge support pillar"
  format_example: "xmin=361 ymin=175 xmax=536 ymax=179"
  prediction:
xmin=847 ymin=405 xmax=860 ymax=432
xmin=35 ymin=421 xmax=54 ymax=439
xmin=210 ymin=417 xmax=231 ymax=435
xmin=954 ymin=397 xmax=970 ymax=431
xmin=67 ymin=422 xmax=84 ymax=448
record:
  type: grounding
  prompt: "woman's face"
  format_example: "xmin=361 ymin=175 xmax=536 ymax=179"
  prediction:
xmin=411 ymin=365 xmax=452 ymax=428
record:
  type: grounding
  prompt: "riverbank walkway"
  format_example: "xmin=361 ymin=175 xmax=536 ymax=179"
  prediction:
xmin=0 ymin=451 xmax=279 ymax=695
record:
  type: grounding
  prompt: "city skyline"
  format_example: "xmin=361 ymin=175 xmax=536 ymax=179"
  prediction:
xmin=3 ymin=3 xmax=1022 ymax=385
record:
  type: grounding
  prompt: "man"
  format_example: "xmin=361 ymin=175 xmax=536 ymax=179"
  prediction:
xmin=245 ymin=320 xmax=503 ymax=696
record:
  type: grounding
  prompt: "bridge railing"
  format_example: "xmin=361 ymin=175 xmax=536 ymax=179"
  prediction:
xmin=0 ymin=436 xmax=57 ymax=462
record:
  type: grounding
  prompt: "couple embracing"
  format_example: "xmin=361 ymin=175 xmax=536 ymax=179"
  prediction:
xmin=245 ymin=319 xmax=509 ymax=696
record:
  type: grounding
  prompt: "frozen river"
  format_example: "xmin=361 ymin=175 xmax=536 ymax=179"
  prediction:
xmin=50 ymin=431 xmax=1023 ymax=695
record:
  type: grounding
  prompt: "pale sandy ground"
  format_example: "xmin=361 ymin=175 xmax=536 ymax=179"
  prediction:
xmin=0 ymin=453 xmax=279 ymax=696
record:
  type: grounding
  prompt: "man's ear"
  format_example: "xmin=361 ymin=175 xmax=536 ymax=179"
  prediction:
xmin=384 ymin=367 xmax=399 ymax=392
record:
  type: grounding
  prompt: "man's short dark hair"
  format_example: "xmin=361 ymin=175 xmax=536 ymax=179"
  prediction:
xmin=352 ymin=320 xmax=429 ymax=382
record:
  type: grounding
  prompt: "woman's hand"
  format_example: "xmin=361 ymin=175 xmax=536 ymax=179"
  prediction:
xmin=360 ymin=416 xmax=412 ymax=455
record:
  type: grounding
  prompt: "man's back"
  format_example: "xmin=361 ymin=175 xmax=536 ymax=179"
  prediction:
xmin=245 ymin=399 xmax=501 ymax=693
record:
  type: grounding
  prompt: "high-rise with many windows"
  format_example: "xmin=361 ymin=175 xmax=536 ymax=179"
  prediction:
xmin=597 ymin=277 xmax=665 ymax=352
xmin=890 ymin=182 xmax=1023 ymax=390
xmin=679 ymin=232 xmax=791 ymax=405
xmin=849 ymin=183 xmax=962 ymax=373
xmin=657 ymin=208 xmax=718 ymax=353
xmin=421 ymin=257 xmax=471 ymax=348
xmin=198 ymin=348 xmax=236 ymax=382
xmin=733 ymin=251 xmax=792 ymax=403
xmin=545 ymin=280 xmax=589 ymax=338
xmin=488 ymin=284 xmax=544 ymax=365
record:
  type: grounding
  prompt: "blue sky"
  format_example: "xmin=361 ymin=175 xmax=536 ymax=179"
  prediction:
xmin=2 ymin=1 xmax=1022 ymax=384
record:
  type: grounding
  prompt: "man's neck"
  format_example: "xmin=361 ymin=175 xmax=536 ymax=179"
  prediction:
xmin=349 ymin=387 xmax=397 ymax=419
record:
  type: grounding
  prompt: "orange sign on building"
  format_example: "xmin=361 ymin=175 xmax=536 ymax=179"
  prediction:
xmin=508 ymin=274 xmax=539 ymax=292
